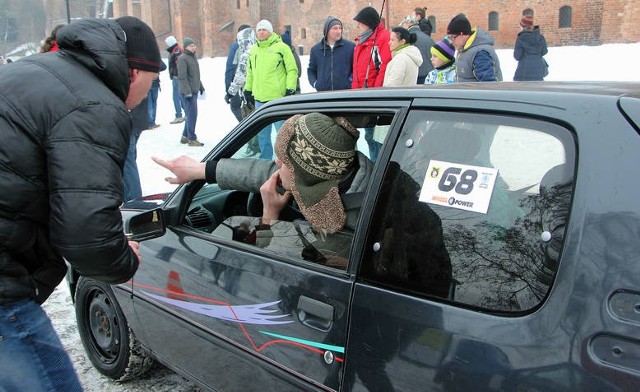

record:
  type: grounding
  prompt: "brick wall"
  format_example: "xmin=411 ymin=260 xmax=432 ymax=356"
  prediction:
xmin=110 ymin=0 xmax=640 ymax=58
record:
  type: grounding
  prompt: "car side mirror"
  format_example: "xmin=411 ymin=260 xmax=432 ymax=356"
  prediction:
xmin=126 ymin=208 xmax=166 ymax=242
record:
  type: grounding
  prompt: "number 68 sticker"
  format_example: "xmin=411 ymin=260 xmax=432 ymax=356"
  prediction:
xmin=419 ymin=160 xmax=499 ymax=214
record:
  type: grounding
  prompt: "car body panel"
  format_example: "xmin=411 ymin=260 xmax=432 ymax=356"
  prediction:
xmin=70 ymin=82 xmax=640 ymax=391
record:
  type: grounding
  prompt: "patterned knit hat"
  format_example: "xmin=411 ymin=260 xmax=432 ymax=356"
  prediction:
xmin=431 ymin=39 xmax=455 ymax=64
xmin=275 ymin=113 xmax=359 ymax=233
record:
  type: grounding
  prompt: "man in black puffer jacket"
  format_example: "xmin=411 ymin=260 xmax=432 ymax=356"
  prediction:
xmin=0 ymin=16 xmax=161 ymax=391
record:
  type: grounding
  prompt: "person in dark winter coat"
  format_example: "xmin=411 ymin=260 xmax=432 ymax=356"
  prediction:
xmin=413 ymin=7 xmax=433 ymax=36
xmin=308 ymin=16 xmax=355 ymax=91
xmin=178 ymin=37 xmax=204 ymax=146
xmin=447 ymin=13 xmax=503 ymax=82
xmin=280 ymin=30 xmax=302 ymax=93
xmin=165 ymin=35 xmax=186 ymax=124
xmin=401 ymin=13 xmax=435 ymax=83
xmin=513 ymin=15 xmax=548 ymax=81
xmin=0 ymin=16 xmax=160 ymax=391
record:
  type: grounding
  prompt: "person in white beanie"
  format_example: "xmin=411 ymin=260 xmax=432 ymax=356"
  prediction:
xmin=244 ymin=19 xmax=299 ymax=159
xmin=165 ymin=35 xmax=186 ymax=124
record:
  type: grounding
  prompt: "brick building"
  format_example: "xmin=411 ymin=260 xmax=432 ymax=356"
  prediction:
xmin=111 ymin=0 xmax=639 ymax=58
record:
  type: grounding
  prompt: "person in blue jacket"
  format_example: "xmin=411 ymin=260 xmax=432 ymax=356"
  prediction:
xmin=307 ymin=16 xmax=355 ymax=91
xmin=513 ymin=15 xmax=548 ymax=81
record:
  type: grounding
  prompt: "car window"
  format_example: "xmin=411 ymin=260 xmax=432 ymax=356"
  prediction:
xmin=182 ymin=112 xmax=393 ymax=270
xmin=361 ymin=111 xmax=575 ymax=313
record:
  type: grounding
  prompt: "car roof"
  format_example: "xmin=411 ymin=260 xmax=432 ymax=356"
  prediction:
xmin=274 ymin=81 xmax=640 ymax=103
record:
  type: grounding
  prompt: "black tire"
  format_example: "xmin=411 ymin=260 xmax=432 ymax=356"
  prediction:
xmin=75 ymin=277 xmax=154 ymax=381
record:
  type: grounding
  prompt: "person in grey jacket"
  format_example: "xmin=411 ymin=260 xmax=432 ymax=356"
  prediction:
xmin=0 ymin=16 xmax=160 ymax=391
xmin=513 ymin=15 xmax=548 ymax=81
xmin=447 ymin=13 xmax=503 ymax=82
xmin=153 ymin=113 xmax=374 ymax=268
xmin=401 ymin=14 xmax=435 ymax=83
xmin=178 ymin=37 xmax=203 ymax=146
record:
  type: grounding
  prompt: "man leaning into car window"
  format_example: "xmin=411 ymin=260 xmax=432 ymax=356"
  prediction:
xmin=153 ymin=113 xmax=374 ymax=268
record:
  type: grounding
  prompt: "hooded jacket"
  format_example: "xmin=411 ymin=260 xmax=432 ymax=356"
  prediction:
xmin=307 ymin=17 xmax=355 ymax=91
xmin=228 ymin=28 xmax=257 ymax=96
xmin=244 ymin=32 xmax=298 ymax=102
xmin=0 ymin=19 xmax=138 ymax=304
xmin=456 ymin=27 xmax=503 ymax=82
xmin=352 ymin=23 xmax=392 ymax=89
xmin=383 ymin=44 xmax=423 ymax=87
xmin=513 ymin=27 xmax=548 ymax=81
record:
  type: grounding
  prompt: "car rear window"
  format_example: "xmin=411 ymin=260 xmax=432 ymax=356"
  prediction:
xmin=361 ymin=111 xmax=576 ymax=313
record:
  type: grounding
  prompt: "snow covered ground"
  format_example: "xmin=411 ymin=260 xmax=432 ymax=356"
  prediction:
xmin=42 ymin=41 xmax=640 ymax=391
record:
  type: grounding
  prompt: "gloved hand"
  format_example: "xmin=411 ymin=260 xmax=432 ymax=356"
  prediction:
xmin=199 ymin=85 xmax=205 ymax=95
xmin=286 ymin=89 xmax=296 ymax=96
xmin=244 ymin=90 xmax=255 ymax=106
xmin=224 ymin=93 xmax=232 ymax=104
xmin=185 ymin=93 xmax=193 ymax=99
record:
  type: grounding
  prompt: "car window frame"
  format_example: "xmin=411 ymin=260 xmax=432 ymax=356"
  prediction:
xmin=162 ymin=102 xmax=413 ymax=276
xmin=359 ymin=108 xmax=578 ymax=315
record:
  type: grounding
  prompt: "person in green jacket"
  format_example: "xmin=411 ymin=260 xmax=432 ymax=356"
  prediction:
xmin=243 ymin=20 xmax=298 ymax=159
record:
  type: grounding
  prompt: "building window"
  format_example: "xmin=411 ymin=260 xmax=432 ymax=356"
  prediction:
xmin=488 ymin=11 xmax=499 ymax=31
xmin=301 ymin=28 xmax=306 ymax=39
xmin=246 ymin=0 xmax=249 ymax=6
xmin=428 ymin=15 xmax=436 ymax=32
xmin=559 ymin=6 xmax=572 ymax=28
xmin=523 ymin=8 xmax=534 ymax=17
xmin=236 ymin=0 xmax=240 ymax=9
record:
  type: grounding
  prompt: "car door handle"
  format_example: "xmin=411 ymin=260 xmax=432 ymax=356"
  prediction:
xmin=297 ymin=296 xmax=334 ymax=332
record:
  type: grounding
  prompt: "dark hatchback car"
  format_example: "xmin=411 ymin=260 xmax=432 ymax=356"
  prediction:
xmin=67 ymin=82 xmax=640 ymax=391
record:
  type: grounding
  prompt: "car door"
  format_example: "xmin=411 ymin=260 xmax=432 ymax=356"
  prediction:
xmin=346 ymin=106 xmax=583 ymax=390
xmin=128 ymin=104 xmax=405 ymax=391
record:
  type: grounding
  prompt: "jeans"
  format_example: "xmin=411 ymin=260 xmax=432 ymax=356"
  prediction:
xmin=255 ymin=101 xmax=283 ymax=160
xmin=229 ymin=93 xmax=243 ymax=123
xmin=364 ymin=127 xmax=381 ymax=162
xmin=182 ymin=95 xmax=198 ymax=141
xmin=147 ymin=85 xmax=159 ymax=126
xmin=171 ymin=78 xmax=184 ymax=118
xmin=123 ymin=129 xmax=142 ymax=201
xmin=0 ymin=299 xmax=83 ymax=392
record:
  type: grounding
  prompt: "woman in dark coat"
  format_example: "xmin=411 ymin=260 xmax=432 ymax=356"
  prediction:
xmin=513 ymin=15 xmax=548 ymax=81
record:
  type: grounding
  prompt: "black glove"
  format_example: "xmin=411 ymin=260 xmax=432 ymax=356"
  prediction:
xmin=199 ymin=85 xmax=205 ymax=95
xmin=224 ymin=93 xmax=232 ymax=104
xmin=286 ymin=89 xmax=296 ymax=96
xmin=244 ymin=90 xmax=255 ymax=106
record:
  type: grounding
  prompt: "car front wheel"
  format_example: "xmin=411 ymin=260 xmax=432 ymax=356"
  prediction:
xmin=75 ymin=277 xmax=154 ymax=381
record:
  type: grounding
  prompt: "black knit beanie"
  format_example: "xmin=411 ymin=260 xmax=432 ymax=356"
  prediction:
xmin=115 ymin=16 xmax=162 ymax=72
xmin=354 ymin=6 xmax=380 ymax=31
xmin=447 ymin=13 xmax=472 ymax=35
